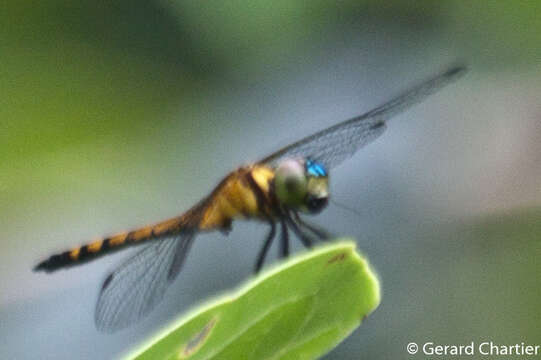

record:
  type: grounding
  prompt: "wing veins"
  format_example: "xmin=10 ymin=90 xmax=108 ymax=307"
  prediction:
xmin=95 ymin=232 xmax=195 ymax=332
xmin=259 ymin=65 xmax=467 ymax=169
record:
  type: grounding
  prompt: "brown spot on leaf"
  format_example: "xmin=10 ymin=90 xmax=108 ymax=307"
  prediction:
xmin=326 ymin=253 xmax=346 ymax=265
xmin=179 ymin=317 xmax=218 ymax=358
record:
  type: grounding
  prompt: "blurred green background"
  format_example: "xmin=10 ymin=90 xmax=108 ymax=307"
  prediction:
xmin=1 ymin=1 xmax=540 ymax=359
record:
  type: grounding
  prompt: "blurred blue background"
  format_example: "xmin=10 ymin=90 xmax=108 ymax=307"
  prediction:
xmin=2 ymin=1 xmax=541 ymax=359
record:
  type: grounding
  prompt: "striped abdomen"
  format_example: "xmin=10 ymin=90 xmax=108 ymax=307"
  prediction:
xmin=34 ymin=164 xmax=276 ymax=273
xmin=33 ymin=205 xmax=204 ymax=273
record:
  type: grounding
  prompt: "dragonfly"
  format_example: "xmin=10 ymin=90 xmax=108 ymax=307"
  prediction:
xmin=34 ymin=65 xmax=466 ymax=332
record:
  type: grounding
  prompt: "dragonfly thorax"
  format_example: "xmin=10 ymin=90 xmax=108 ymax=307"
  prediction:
xmin=274 ymin=158 xmax=329 ymax=214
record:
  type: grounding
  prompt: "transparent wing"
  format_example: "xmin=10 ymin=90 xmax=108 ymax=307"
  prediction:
xmin=95 ymin=232 xmax=195 ymax=332
xmin=259 ymin=66 xmax=467 ymax=169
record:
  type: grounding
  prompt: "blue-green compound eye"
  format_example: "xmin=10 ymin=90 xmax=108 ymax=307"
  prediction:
xmin=274 ymin=159 xmax=308 ymax=207
xmin=306 ymin=159 xmax=327 ymax=177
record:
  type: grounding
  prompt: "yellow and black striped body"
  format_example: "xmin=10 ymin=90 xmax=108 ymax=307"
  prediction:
xmin=199 ymin=164 xmax=277 ymax=230
xmin=34 ymin=164 xmax=277 ymax=272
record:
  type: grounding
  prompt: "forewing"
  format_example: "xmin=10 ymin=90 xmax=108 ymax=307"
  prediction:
xmin=259 ymin=66 xmax=467 ymax=169
xmin=95 ymin=232 xmax=195 ymax=332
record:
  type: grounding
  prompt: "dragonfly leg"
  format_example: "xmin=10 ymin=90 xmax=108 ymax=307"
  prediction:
xmin=293 ymin=212 xmax=332 ymax=241
xmin=279 ymin=219 xmax=289 ymax=258
xmin=254 ymin=221 xmax=276 ymax=273
xmin=285 ymin=213 xmax=314 ymax=248
xmin=220 ymin=219 xmax=232 ymax=236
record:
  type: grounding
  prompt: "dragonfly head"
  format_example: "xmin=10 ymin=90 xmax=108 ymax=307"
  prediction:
xmin=274 ymin=158 xmax=329 ymax=214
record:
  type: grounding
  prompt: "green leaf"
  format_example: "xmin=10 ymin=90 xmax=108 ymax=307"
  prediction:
xmin=126 ymin=240 xmax=380 ymax=360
